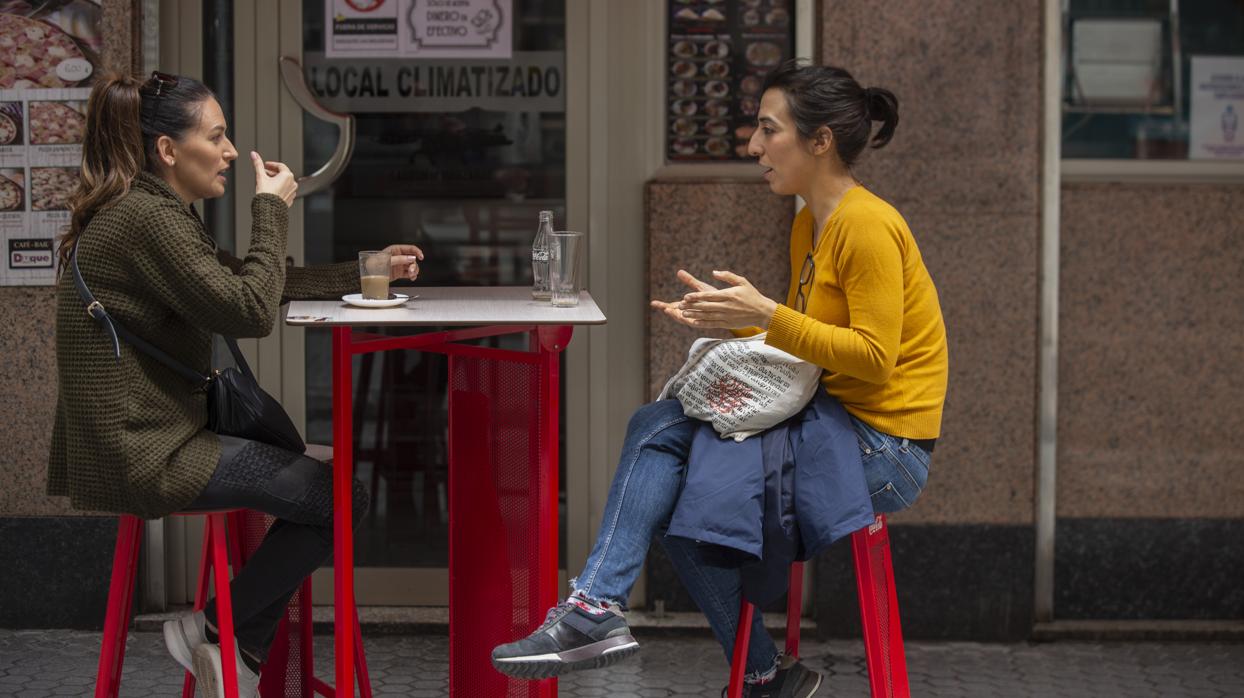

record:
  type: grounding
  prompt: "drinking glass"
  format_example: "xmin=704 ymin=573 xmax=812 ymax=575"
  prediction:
xmin=358 ymin=250 xmax=391 ymax=299
xmin=548 ymin=231 xmax=584 ymax=307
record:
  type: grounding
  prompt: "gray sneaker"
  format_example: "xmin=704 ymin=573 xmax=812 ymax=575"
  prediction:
xmin=163 ymin=610 xmax=206 ymax=675
xmin=191 ymin=642 xmax=260 ymax=698
xmin=491 ymin=599 xmax=639 ymax=679
xmin=721 ymin=660 xmax=823 ymax=697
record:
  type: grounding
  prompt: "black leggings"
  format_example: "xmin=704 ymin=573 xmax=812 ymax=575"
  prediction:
xmin=185 ymin=435 xmax=369 ymax=659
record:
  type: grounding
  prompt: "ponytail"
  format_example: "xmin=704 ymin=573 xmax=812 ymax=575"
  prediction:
xmin=864 ymin=87 xmax=899 ymax=149
xmin=58 ymin=73 xmax=145 ymax=271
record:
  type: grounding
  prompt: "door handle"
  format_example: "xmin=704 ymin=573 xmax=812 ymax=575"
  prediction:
xmin=278 ymin=56 xmax=355 ymax=198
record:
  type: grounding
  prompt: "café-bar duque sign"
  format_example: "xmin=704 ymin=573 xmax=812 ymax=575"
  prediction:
xmin=326 ymin=0 xmax=513 ymax=59
xmin=303 ymin=51 xmax=564 ymax=113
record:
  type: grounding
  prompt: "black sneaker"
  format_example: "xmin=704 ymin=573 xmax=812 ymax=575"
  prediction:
xmin=491 ymin=599 xmax=639 ymax=679
xmin=721 ymin=660 xmax=823 ymax=697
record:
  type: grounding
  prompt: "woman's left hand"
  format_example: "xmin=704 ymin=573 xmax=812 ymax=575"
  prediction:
xmin=655 ymin=269 xmax=779 ymax=329
xmin=383 ymin=244 xmax=425 ymax=281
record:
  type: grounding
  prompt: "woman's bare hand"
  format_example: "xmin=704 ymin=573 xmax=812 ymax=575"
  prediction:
xmin=252 ymin=152 xmax=297 ymax=207
xmin=651 ymin=269 xmax=724 ymax=328
xmin=673 ymin=269 xmax=779 ymax=329
xmin=383 ymin=244 xmax=425 ymax=281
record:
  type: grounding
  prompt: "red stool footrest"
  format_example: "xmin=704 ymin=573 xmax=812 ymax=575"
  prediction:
xmin=725 ymin=514 xmax=910 ymax=698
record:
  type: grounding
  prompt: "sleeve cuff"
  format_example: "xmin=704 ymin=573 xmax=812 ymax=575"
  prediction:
xmin=251 ymin=194 xmax=289 ymax=238
xmin=283 ymin=260 xmax=361 ymax=300
xmin=331 ymin=260 xmax=360 ymax=294
xmin=764 ymin=304 xmax=805 ymax=353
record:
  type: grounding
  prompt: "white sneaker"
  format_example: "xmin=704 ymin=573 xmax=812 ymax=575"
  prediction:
xmin=191 ymin=642 xmax=260 ymax=698
xmin=163 ymin=610 xmax=207 ymax=675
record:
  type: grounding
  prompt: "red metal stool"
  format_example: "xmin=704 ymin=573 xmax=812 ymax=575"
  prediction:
xmin=93 ymin=507 xmax=375 ymax=698
xmin=95 ymin=510 xmax=246 ymax=698
xmin=726 ymin=514 xmax=911 ymax=698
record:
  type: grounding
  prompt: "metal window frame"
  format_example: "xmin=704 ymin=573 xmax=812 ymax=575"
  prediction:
xmin=1037 ymin=0 xmax=1062 ymax=624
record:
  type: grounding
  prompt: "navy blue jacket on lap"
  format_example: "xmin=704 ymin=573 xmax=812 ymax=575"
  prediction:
xmin=666 ymin=391 xmax=876 ymax=604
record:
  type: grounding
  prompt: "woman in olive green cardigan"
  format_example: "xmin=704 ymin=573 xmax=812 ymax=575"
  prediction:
xmin=48 ymin=72 xmax=422 ymax=697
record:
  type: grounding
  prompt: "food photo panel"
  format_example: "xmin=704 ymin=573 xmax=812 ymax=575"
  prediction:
xmin=666 ymin=0 xmax=795 ymax=162
xmin=0 ymin=169 xmax=24 ymax=212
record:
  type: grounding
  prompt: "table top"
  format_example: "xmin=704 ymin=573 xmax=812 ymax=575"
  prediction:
xmin=284 ymin=286 xmax=607 ymax=327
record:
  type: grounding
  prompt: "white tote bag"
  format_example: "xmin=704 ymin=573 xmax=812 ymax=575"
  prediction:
xmin=657 ymin=333 xmax=823 ymax=442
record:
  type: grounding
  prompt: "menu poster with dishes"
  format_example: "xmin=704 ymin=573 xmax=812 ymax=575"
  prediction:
xmin=667 ymin=0 xmax=793 ymax=162
xmin=0 ymin=2 xmax=102 ymax=286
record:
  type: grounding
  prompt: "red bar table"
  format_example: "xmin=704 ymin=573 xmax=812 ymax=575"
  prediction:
xmin=286 ymin=287 xmax=606 ymax=697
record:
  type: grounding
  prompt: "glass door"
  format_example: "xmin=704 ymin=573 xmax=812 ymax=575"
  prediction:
xmin=287 ymin=0 xmax=568 ymax=605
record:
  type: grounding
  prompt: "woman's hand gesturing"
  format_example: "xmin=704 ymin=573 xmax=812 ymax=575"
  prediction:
xmin=252 ymin=151 xmax=297 ymax=207
xmin=651 ymin=269 xmax=778 ymax=329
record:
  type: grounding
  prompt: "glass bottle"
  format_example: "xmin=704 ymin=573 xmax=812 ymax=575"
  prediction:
xmin=531 ymin=210 xmax=553 ymax=300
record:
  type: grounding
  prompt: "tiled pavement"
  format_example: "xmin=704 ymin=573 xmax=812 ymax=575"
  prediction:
xmin=2 ymin=629 xmax=1243 ymax=697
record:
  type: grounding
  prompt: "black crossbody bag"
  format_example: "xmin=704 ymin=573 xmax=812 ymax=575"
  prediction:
xmin=71 ymin=245 xmax=306 ymax=454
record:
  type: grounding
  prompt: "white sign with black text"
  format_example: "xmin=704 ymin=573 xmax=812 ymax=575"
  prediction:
xmin=326 ymin=0 xmax=400 ymax=56
xmin=1189 ymin=56 xmax=1244 ymax=160
xmin=326 ymin=0 xmax=513 ymax=59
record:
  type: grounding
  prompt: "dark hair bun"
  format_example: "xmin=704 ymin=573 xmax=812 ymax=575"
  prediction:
xmin=863 ymin=86 xmax=899 ymax=148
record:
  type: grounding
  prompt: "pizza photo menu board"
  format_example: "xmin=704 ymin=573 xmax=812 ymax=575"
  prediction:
xmin=0 ymin=2 xmax=102 ymax=286
xmin=666 ymin=0 xmax=794 ymax=162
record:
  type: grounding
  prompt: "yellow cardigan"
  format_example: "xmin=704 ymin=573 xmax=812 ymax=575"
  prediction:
xmin=751 ymin=187 xmax=948 ymax=439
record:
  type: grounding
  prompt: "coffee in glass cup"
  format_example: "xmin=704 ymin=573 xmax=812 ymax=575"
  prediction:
xmin=358 ymin=250 xmax=391 ymax=300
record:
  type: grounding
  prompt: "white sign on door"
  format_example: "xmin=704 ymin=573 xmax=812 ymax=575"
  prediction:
xmin=327 ymin=0 xmax=513 ymax=59
xmin=326 ymin=0 xmax=400 ymax=56
xmin=1189 ymin=56 xmax=1244 ymax=160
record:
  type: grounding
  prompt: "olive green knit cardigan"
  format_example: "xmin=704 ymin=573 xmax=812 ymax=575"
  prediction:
xmin=47 ymin=172 xmax=358 ymax=518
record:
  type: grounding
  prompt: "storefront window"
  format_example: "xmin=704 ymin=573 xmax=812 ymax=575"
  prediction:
xmin=1061 ymin=0 xmax=1244 ymax=161
xmin=301 ymin=0 xmax=567 ymax=570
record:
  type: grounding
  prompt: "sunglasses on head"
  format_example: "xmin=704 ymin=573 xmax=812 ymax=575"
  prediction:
xmin=144 ymin=70 xmax=178 ymax=96
xmin=141 ymin=71 xmax=179 ymax=123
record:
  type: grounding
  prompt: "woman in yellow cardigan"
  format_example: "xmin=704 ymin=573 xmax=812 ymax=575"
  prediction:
xmin=494 ymin=61 xmax=948 ymax=697
xmin=671 ymin=64 xmax=947 ymax=451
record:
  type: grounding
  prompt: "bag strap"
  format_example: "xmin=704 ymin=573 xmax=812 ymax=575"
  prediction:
xmin=71 ymin=244 xmax=210 ymax=386
xmin=223 ymin=336 xmax=255 ymax=381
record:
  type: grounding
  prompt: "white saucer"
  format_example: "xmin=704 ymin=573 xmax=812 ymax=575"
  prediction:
xmin=342 ymin=293 xmax=412 ymax=309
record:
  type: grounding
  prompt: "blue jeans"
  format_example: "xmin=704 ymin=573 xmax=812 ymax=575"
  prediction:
xmin=572 ymin=399 xmax=931 ymax=678
xmin=852 ymin=416 xmax=932 ymax=514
